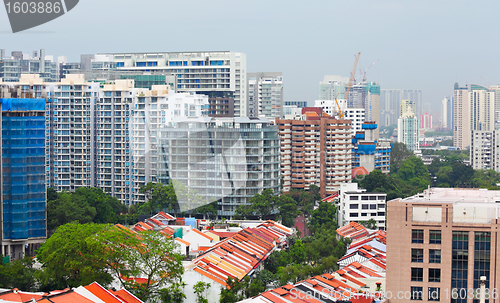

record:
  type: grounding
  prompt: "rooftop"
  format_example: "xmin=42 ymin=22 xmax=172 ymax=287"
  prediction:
xmin=398 ymin=187 xmax=500 ymax=204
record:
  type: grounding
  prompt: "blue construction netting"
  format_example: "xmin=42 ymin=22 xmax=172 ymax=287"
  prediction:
xmin=2 ymin=99 xmax=46 ymax=240
xmin=1 ymin=98 xmax=45 ymax=111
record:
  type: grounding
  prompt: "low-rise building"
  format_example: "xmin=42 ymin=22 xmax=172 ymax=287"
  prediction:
xmin=338 ymin=183 xmax=387 ymax=230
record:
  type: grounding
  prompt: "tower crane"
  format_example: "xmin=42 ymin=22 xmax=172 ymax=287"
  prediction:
xmin=335 ymin=52 xmax=360 ymax=118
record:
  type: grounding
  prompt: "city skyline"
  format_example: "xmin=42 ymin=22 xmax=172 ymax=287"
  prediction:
xmin=1 ymin=0 xmax=499 ymax=115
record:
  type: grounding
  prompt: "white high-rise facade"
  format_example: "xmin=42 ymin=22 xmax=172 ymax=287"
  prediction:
xmin=314 ymin=99 xmax=365 ymax=135
xmin=398 ymin=100 xmax=419 ymax=151
xmin=247 ymin=72 xmax=283 ymax=118
xmin=94 ymin=51 xmax=247 ymax=117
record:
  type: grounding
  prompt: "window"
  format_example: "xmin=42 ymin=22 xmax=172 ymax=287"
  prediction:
xmin=452 ymin=231 xmax=469 ymax=303
xmin=412 ymin=229 xmax=424 ymax=243
xmin=429 ymin=269 xmax=440 ymax=282
xmin=362 ymin=204 xmax=369 ymax=209
xmin=351 ymin=213 xmax=359 ymax=217
xmin=411 ymin=287 xmax=423 ymax=301
xmin=429 ymin=249 xmax=441 ymax=263
xmin=361 ymin=196 xmax=369 ymax=200
xmin=428 ymin=288 xmax=440 ymax=301
xmin=370 ymin=204 xmax=377 ymax=209
xmin=411 ymin=268 xmax=423 ymax=281
xmin=350 ymin=196 xmax=359 ymax=200
xmin=430 ymin=230 xmax=441 ymax=244
xmin=350 ymin=204 xmax=358 ymax=209
xmin=369 ymin=196 xmax=376 ymax=200
xmin=412 ymin=249 xmax=423 ymax=263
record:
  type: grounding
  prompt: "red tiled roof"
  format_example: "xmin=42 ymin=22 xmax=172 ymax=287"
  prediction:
xmin=84 ymin=282 xmax=123 ymax=303
xmin=113 ymin=289 xmax=143 ymax=303
xmin=352 ymin=166 xmax=369 ymax=179
xmin=191 ymin=228 xmax=214 ymax=241
xmin=0 ymin=290 xmax=44 ymax=302
xmin=43 ymin=290 xmax=95 ymax=303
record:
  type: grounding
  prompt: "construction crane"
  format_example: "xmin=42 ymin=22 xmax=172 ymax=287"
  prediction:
xmin=335 ymin=52 xmax=360 ymax=118
xmin=361 ymin=59 xmax=378 ymax=82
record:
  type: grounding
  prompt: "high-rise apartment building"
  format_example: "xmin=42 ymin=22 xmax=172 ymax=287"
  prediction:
xmin=453 ymin=83 xmax=470 ymax=149
xmin=387 ymin=187 xmax=500 ymax=303
xmin=380 ymin=89 xmax=402 ymax=127
xmin=402 ymin=89 xmax=423 ymax=117
xmin=441 ymin=97 xmax=452 ymax=130
xmin=277 ymin=108 xmax=353 ymax=198
xmin=0 ymin=98 xmax=46 ymax=260
xmin=470 ymin=130 xmax=500 ymax=172
xmin=0 ymin=49 xmax=58 ymax=82
xmin=247 ymin=72 xmax=283 ymax=118
xmin=157 ymin=117 xmax=280 ymax=216
xmin=94 ymin=52 xmax=247 ymax=117
xmin=420 ymin=113 xmax=433 ymax=130
xmin=318 ymin=75 xmax=348 ymax=100
xmin=401 ymin=99 xmax=416 ymax=117
xmin=314 ymin=100 xmax=366 ymax=135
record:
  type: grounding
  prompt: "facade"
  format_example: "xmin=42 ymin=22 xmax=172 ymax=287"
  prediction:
xmin=420 ymin=113 xmax=433 ymax=130
xmin=453 ymin=83 xmax=470 ymax=149
xmin=352 ymin=122 xmax=392 ymax=174
xmin=338 ymin=183 xmax=387 ymax=230
xmin=157 ymin=116 xmax=280 ymax=216
xmin=398 ymin=115 xmax=420 ymax=151
xmin=470 ymin=130 xmax=500 ymax=172
xmin=247 ymin=72 xmax=283 ymax=118
xmin=277 ymin=108 xmax=353 ymax=198
xmin=402 ymin=89 xmax=423 ymax=117
xmin=0 ymin=98 xmax=46 ymax=260
xmin=441 ymin=97 xmax=452 ymax=130
xmin=318 ymin=75 xmax=348 ymax=100
xmin=95 ymin=52 xmax=247 ymax=117
xmin=387 ymin=187 xmax=500 ymax=303
xmin=0 ymin=49 xmax=58 ymax=82
xmin=314 ymin=99 xmax=366 ymax=135
xmin=381 ymin=89 xmax=402 ymax=127
xmin=282 ymin=105 xmax=302 ymax=119
xmin=401 ymin=99 xmax=416 ymax=117
xmin=284 ymin=101 xmax=308 ymax=107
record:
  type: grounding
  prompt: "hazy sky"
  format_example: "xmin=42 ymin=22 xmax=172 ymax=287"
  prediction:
xmin=1 ymin=0 xmax=499 ymax=116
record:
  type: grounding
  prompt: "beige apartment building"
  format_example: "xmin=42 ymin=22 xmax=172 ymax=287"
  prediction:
xmin=276 ymin=108 xmax=352 ymax=198
xmin=387 ymin=188 xmax=500 ymax=303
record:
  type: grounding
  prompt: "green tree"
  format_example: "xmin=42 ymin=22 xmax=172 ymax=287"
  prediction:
xmin=276 ymin=195 xmax=299 ymax=227
xmin=193 ymin=281 xmax=211 ymax=303
xmin=159 ymin=282 xmax=186 ymax=303
xmin=139 ymin=182 xmax=179 ymax=215
xmin=359 ymin=218 xmax=377 ymax=229
xmin=46 ymin=187 xmax=57 ymax=201
xmin=36 ymin=222 xmax=113 ymax=290
xmin=390 ymin=142 xmax=413 ymax=173
xmin=308 ymin=202 xmax=337 ymax=233
xmin=0 ymin=256 xmax=37 ymax=291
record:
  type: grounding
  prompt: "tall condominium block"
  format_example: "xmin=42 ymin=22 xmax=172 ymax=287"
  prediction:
xmin=0 ymin=49 xmax=58 ymax=82
xmin=157 ymin=117 xmax=280 ymax=216
xmin=441 ymin=96 xmax=452 ymax=130
xmin=130 ymin=86 xmax=209 ymax=205
xmin=401 ymin=99 xmax=416 ymax=117
xmin=314 ymin=99 xmax=366 ymax=135
xmin=453 ymin=83 xmax=470 ymax=149
xmin=387 ymin=188 xmax=500 ymax=303
xmin=380 ymin=89 xmax=402 ymax=127
xmin=470 ymin=130 xmax=500 ymax=172
xmin=277 ymin=108 xmax=353 ymax=198
xmin=402 ymin=89 xmax=423 ymax=117
xmin=247 ymin=72 xmax=283 ymax=118
xmin=420 ymin=113 xmax=433 ymax=130
xmin=95 ymin=52 xmax=247 ymax=117
xmin=398 ymin=116 xmax=419 ymax=151
xmin=46 ymin=75 xmax=100 ymax=191
xmin=1 ymin=98 xmax=46 ymax=260
xmin=318 ymin=75 xmax=348 ymax=100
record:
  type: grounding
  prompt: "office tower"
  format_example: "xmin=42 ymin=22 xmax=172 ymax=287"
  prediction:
xmin=0 ymin=49 xmax=58 ymax=82
xmin=277 ymin=108 xmax=353 ymax=198
xmin=0 ymin=97 xmax=46 ymax=260
xmin=402 ymin=89 xmax=423 ymax=116
xmin=420 ymin=113 xmax=433 ymax=130
xmin=247 ymin=72 xmax=283 ymax=118
xmin=453 ymin=83 xmax=470 ymax=149
xmin=94 ymin=52 xmax=247 ymax=117
xmin=352 ymin=122 xmax=391 ymax=174
xmin=380 ymin=89 xmax=402 ymax=127
xmin=46 ymin=74 xmax=100 ymax=191
xmin=338 ymin=183 xmax=387 ymax=230
xmin=441 ymin=97 xmax=452 ymax=130
xmin=157 ymin=117 xmax=280 ymax=216
xmin=318 ymin=75 xmax=348 ymax=100
xmin=387 ymin=187 xmax=500 ymax=303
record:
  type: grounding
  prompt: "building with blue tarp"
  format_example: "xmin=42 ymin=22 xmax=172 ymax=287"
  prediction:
xmin=1 ymin=98 xmax=46 ymax=260
xmin=352 ymin=122 xmax=392 ymax=174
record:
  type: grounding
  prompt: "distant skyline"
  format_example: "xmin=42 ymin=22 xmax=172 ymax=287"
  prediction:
xmin=1 ymin=0 xmax=499 ymax=115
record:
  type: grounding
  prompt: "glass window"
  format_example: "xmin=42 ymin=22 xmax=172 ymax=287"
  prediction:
xmin=350 ymin=196 xmax=359 ymax=200
xmin=452 ymin=231 xmax=469 ymax=303
xmin=350 ymin=204 xmax=358 ymax=209
xmin=429 ymin=268 xmax=441 ymax=282
xmin=412 ymin=230 xmax=424 ymax=244
xmin=474 ymin=231 xmax=491 ymax=299
xmin=411 ymin=268 xmax=423 ymax=281
xmin=412 ymin=249 xmax=423 ymax=263
xmin=351 ymin=213 xmax=359 ymax=217
xmin=429 ymin=249 xmax=441 ymax=263
xmin=370 ymin=204 xmax=377 ymax=209
xmin=411 ymin=287 xmax=423 ymax=301
xmin=362 ymin=204 xmax=369 ymax=209
xmin=428 ymin=288 xmax=440 ymax=301
xmin=430 ymin=230 xmax=442 ymax=244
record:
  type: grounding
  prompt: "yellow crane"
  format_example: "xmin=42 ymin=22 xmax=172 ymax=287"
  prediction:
xmin=335 ymin=52 xmax=361 ymax=118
